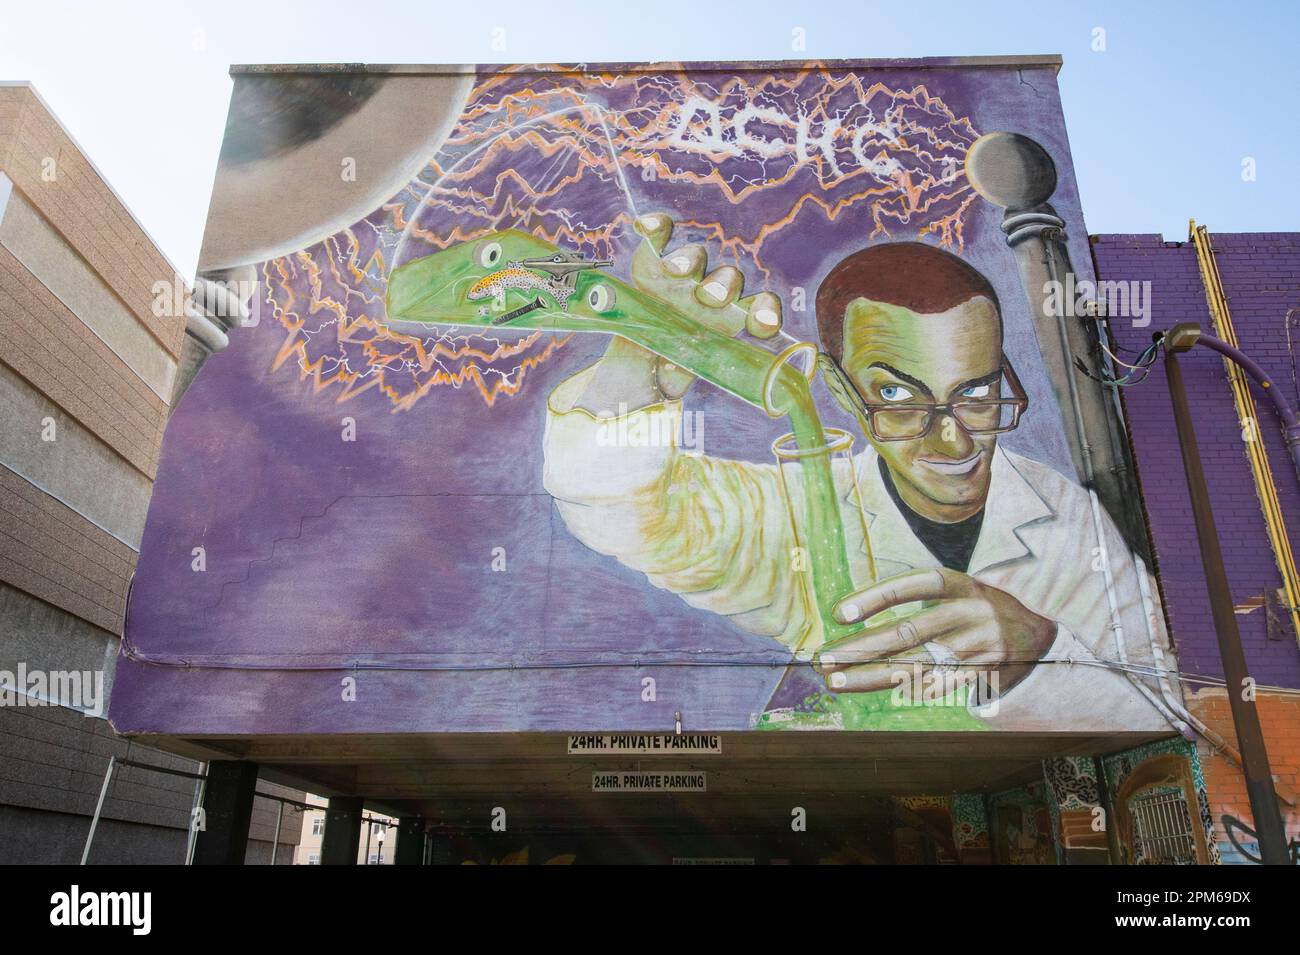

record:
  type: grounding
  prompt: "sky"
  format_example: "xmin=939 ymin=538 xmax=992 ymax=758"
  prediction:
xmin=0 ymin=0 xmax=1296 ymax=278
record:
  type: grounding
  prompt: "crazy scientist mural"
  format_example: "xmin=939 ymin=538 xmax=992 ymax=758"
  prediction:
xmin=111 ymin=60 xmax=1181 ymax=737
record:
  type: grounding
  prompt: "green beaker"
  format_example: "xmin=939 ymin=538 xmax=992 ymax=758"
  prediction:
xmin=772 ymin=427 xmax=880 ymax=658
xmin=766 ymin=429 xmax=988 ymax=732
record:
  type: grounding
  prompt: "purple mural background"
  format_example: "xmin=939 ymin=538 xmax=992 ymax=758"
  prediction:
xmin=110 ymin=61 xmax=1105 ymax=735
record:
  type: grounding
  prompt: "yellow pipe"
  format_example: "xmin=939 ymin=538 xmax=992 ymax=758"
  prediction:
xmin=1190 ymin=221 xmax=1300 ymax=647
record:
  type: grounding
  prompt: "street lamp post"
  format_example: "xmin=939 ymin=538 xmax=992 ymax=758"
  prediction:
xmin=1163 ymin=324 xmax=1290 ymax=864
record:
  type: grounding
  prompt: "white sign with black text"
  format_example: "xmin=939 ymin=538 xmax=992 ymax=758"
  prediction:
xmin=592 ymin=772 xmax=708 ymax=793
xmin=568 ymin=734 xmax=721 ymax=755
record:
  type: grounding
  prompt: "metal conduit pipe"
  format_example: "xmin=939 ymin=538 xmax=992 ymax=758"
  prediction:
xmin=1189 ymin=224 xmax=1300 ymax=645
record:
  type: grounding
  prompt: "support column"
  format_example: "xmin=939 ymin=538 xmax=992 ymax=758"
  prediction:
xmin=1041 ymin=757 xmax=1111 ymax=864
xmin=1093 ymin=756 xmax=1123 ymax=865
xmin=192 ymin=760 xmax=259 ymax=866
xmin=395 ymin=817 xmax=425 ymax=866
xmin=321 ymin=797 xmax=364 ymax=866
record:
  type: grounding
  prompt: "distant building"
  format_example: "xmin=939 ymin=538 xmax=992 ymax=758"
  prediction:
xmin=1094 ymin=230 xmax=1300 ymax=864
xmin=0 ymin=82 xmax=302 ymax=863
xmin=295 ymin=795 xmax=396 ymax=864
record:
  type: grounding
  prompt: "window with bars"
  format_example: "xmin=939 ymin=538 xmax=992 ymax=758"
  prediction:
xmin=1129 ymin=787 xmax=1197 ymax=865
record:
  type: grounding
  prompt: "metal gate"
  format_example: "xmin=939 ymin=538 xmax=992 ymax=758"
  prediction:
xmin=1130 ymin=788 xmax=1197 ymax=864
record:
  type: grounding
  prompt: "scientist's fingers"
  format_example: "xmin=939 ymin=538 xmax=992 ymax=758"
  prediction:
xmin=631 ymin=233 xmax=746 ymax=335
xmin=656 ymin=358 xmax=695 ymax=400
xmin=816 ymin=600 xmax=978 ymax=671
xmin=630 ymin=212 xmax=786 ymax=343
xmin=822 ymin=631 xmax=992 ymax=693
xmin=631 ymin=224 xmax=706 ymax=294
xmin=659 ymin=243 xmax=708 ymax=282
xmin=741 ymin=292 xmax=783 ymax=339
xmin=823 ymin=654 xmax=930 ymax=693
xmin=634 ymin=212 xmax=673 ymax=254
xmin=695 ymin=266 xmax=744 ymax=309
xmin=834 ymin=568 xmax=969 ymax=624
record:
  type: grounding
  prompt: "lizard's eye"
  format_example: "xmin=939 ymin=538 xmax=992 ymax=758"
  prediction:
xmin=587 ymin=283 xmax=616 ymax=313
xmin=476 ymin=241 xmax=503 ymax=269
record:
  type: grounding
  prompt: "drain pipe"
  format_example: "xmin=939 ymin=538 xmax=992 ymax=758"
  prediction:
xmin=81 ymin=756 xmax=116 ymax=865
xmin=1131 ymin=552 xmax=1234 ymax=749
xmin=1088 ymin=489 xmax=1191 ymax=736
xmin=1190 ymin=225 xmax=1300 ymax=646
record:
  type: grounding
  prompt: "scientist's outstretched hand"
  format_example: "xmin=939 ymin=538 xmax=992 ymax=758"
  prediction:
xmin=630 ymin=212 xmax=785 ymax=398
xmin=815 ymin=568 xmax=1057 ymax=694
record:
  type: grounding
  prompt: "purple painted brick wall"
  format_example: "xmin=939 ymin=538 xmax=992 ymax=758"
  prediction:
xmin=1091 ymin=232 xmax=1300 ymax=690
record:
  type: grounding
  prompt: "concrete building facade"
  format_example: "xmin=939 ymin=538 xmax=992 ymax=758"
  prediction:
xmin=0 ymin=83 xmax=303 ymax=864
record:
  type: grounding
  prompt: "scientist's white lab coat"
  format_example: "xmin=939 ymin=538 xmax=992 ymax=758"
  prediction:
xmin=542 ymin=365 xmax=1173 ymax=733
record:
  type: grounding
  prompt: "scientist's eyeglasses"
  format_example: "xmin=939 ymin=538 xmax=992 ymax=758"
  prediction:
xmin=835 ymin=356 xmax=1028 ymax=442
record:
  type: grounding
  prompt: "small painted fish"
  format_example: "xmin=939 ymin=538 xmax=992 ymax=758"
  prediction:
xmin=468 ymin=266 xmax=574 ymax=312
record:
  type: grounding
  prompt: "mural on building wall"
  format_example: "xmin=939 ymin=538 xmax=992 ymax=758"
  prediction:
xmin=992 ymin=784 xmax=1058 ymax=865
xmin=111 ymin=61 xmax=1180 ymax=737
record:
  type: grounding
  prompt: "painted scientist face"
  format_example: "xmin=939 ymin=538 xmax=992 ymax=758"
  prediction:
xmin=816 ymin=244 xmax=1026 ymax=523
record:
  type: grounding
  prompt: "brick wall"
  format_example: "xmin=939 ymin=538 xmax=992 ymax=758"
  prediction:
xmin=1093 ymin=232 xmax=1300 ymax=863
xmin=1187 ymin=688 xmax=1300 ymax=862
xmin=1091 ymin=232 xmax=1300 ymax=689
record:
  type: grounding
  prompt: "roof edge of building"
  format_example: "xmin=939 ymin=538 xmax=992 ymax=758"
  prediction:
xmin=228 ymin=55 xmax=1064 ymax=76
xmin=0 ymin=80 xmax=191 ymax=285
xmin=1092 ymin=231 xmax=1300 ymax=247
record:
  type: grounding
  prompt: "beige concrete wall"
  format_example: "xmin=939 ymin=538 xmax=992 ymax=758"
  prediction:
xmin=0 ymin=84 xmax=186 ymax=355
xmin=0 ymin=187 xmax=177 ymax=401
xmin=0 ymin=85 xmax=306 ymax=863
xmin=0 ymin=359 xmax=154 ymax=547
xmin=0 ymin=84 xmax=174 ymax=639
xmin=0 ymin=242 xmax=168 ymax=478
